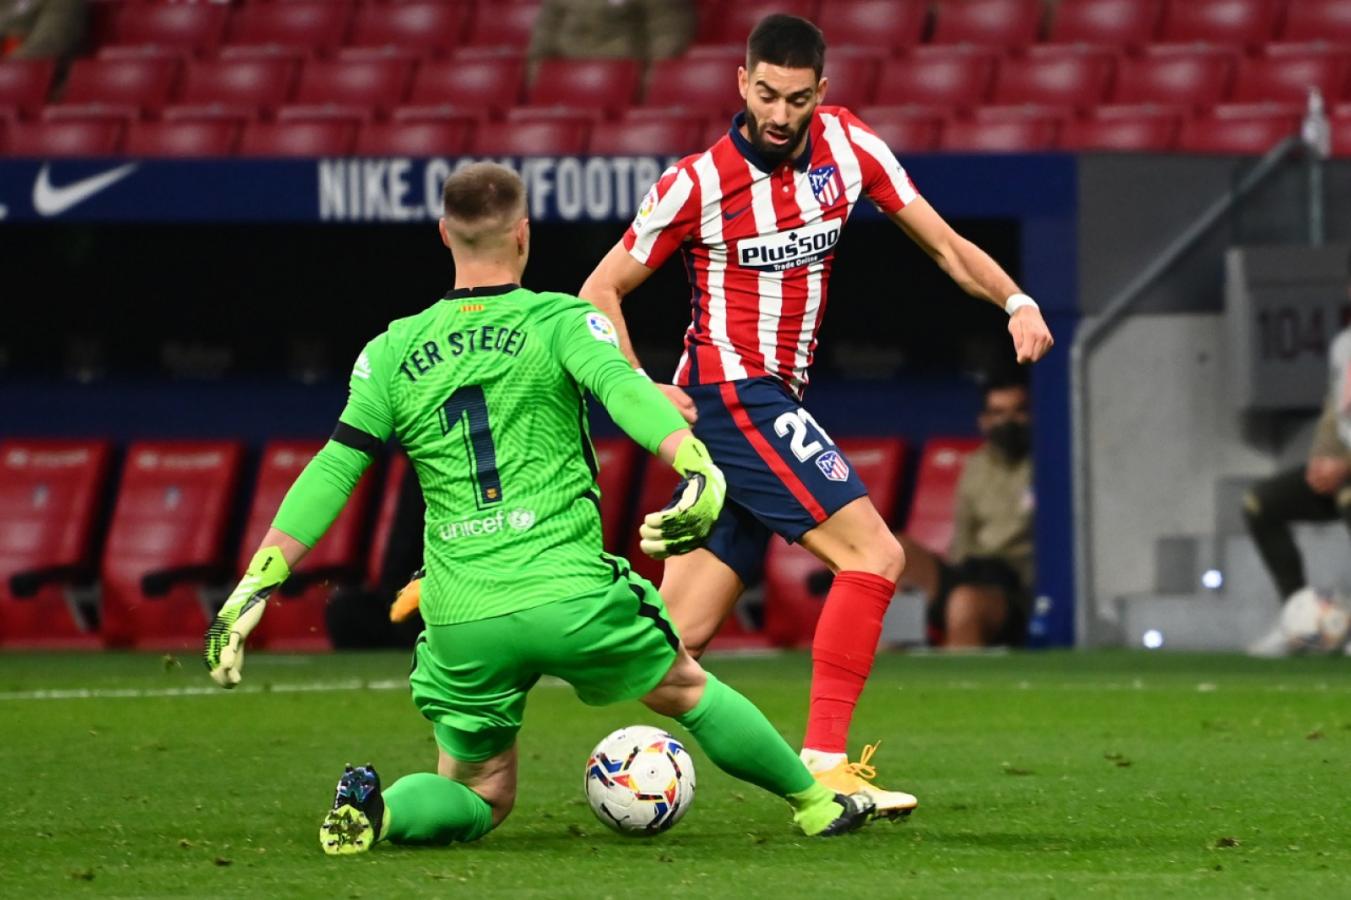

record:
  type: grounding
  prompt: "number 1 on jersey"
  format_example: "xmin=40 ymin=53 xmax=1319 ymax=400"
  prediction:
xmin=439 ymin=385 xmax=503 ymax=507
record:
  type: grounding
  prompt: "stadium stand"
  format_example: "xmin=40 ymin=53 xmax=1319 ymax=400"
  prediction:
xmin=462 ymin=1 xmax=539 ymax=51
xmin=991 ymin=48 xmax=1116 ymax=108
xmin=874 ymin=46 xmax=998 ymax=110
xmin=347 ymin=2 xmax=471 ymax=57
xmin=1110 ymin=49 xmax=1236 ymax=108
xmin=931 ymin=0 xmax=1043 ymax=48
xmin=1229 ymin=50 xmax=1351 ymax=105
xmin=357 ymin=116 xmax=475 ymax=156
xmin=6 ymin=119 xmax=124 ymax=156
xmin=0 ymin=440 xmax=112 ymax=648
xmin=820 ymin=0 xmax=927 ymax=53
xmin=1280 ymin=0 xmax=1351 ymax=44
xmin=1157 ymin=0 xmax=1282 ymax=48
xmin=527 ymin=59 xmax=642 ymax=117
xmin=224 ymin=3 xmax=353 ymax=57
xmin=172 ymin=58 xmax=300 ymax=119
xmin=239 ymin=441 xmax=374 ymax=651
xmin=291 ymin=58 xmax=415 ymax=117
xmin=406 ymin=57 xmax=525 ymax=118
xmin=237 ymin=119 xmax=358 ymax=156
xmin=697 ymin=0 xmax=818 ymax=48
xmin=589 ymin=114 xmax=706 ymax=156
xmin=1046 ymin=0 xmax=1161 ymax=49
xmin=854 ymin=105 xmax=946 ymax=152
xmin=0 ymin=59 xmax=55 ymax=119
xmin=123 ymin=120 xmax=240 ymax=157
xmin=643 ymin=55 xmax=744 ymax=120
xmin=905 ymin=437 xmax=983 ymax=556
xmin=108 ymin=2 xmax=229 ymax=58
xmin=1059 ymin=104 xmax=1183 ymax=150
xmin=942 ymin=113 xmax=1061 ymax=151
xmin=471 ymin=119 xmax=588 ymax=155
xmin=759 ymin=438 xmax=909 ymax=648
xmin=592 ymin=438 xmax=641 ymax=554
xmin=59 ymin=57 xmax=180 ymax=116
xmin=99 ymin=442 xmax=243 ymax=649
xmin=1178 ymin=108 xmax=1301 ymax=153
xmin=365 ymin=453 xmax=409 ymax=589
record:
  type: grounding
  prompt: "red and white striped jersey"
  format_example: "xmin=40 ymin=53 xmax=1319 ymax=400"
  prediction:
xmin=622 ymin=106 xmax=920 ymax=397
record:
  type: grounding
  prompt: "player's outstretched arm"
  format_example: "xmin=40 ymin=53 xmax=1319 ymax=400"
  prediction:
xmin=204 ymin=528 xmax=309 ymax=688
xmin=890 ymin=198 xmax=1054 ymax=364
xmin=580 ymin=242 xmax=697 ymax=423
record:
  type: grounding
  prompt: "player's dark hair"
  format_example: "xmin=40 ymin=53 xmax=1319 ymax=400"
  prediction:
xmin=442 ymin=162 xmax=525 ymax=224
xmin=984 ymin=373 xmax=1029 ymax=403
xmin=747 ymin=14 xmax=826 ymax=79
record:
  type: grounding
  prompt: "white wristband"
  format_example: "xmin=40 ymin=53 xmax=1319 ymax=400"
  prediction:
xmin=1005 ymin=293 xmax=1038 ymax=316
xmin=635 ymin=367 xmax=651 ymax=379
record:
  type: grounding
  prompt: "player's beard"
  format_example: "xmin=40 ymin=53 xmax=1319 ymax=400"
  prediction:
xmin=744 ymin=108 xmax=812 ymax=167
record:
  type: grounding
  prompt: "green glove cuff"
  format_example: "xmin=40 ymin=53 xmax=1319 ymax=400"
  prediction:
xmin=673 ymin=436 xmax=714 ymax=477
xmin=237 ymin=546 xmax=291 ymax=599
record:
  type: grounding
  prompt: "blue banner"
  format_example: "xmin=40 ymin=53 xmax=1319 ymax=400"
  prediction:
xmin=0 ymin=155 xmax=680 ymax=224
xmin=0 ymin=153 xmax=1075 ymax=225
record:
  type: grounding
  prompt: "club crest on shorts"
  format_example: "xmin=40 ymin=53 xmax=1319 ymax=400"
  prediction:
xmin=808 ymin=164 xmax=844 ymax=208
xmin=815 ymin=450 xmax=850 ymax=482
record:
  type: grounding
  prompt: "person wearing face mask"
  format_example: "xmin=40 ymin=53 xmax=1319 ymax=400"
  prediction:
xmin=896 ymin=378 xmax=1035 ymax=648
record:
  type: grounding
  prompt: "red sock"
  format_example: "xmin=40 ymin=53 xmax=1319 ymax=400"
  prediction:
xmin=804 ymin=571 xmax=895 ymax=754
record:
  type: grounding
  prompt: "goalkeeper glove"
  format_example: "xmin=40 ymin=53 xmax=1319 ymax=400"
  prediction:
xmin=639 ymin=436 xmax=727 ymax=559
xmin=203 ymin=546 xmax=290 ymax=688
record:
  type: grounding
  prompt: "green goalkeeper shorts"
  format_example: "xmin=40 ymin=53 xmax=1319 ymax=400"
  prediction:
xmin=408 ymin=564 xmax=680 ymax=762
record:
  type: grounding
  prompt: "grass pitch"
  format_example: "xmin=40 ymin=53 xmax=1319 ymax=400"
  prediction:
xmin=3 ymin=650 xmax=1349 ymax=898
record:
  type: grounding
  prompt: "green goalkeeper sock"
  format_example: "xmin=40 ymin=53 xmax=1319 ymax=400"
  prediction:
xmin=382 ymin=772 xmax=494 ymax=845
xmin=675 ymin=672 xmax=838 ymax=831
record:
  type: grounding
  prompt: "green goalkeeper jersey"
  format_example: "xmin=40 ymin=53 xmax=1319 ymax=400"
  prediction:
xmin=271 ymin=283 xmax=687 ymax=625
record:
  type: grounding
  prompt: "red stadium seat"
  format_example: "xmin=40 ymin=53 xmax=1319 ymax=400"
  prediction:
xmin=589 ymin=114 xmax=707 ymax=155
xmin=40 ymin=104 xmax=138 ymax=127
xmin=854 ymin=106 xmax=945 ymax=152
xmin=366 ymin=453 xmax=408 ymax=586
xmin=991 ymin=50 xmax=1116 ymax=108
xmin=236 ymin=441 xmax=374 ymax=651
xmin=906 ymin=438 xmax=982 ymax=555
xmin=931 ymin=0 xmax=1042 ymax=47
xmin=1047 ymin=0 xmax=1161 ymax=48
xmin=1110 ymin=50 xmax=1235 ymax=107
xmin=527 ymin=59 xmax=641 ymax=116
xmin=1332 ymin=115 xmax=1351 ymax=158
xmin=175 ymin=58 xmax=300 ymax=118
xmin=0 ymin=440 xmax=112 ymax=648
xmin=1178 ymin=110 xmax=1299 ymax=154
xmin=292 ymin=58 xmax=414 ymax=116
xmin=407 ymin=57 xmax=524 ymax=116
xmin=592 ymin=437 xmax=640 ymax=554
xmin=820 ymin=0 xmax=927 ymax=53
xmin=1230 ymin=52 xmax=1351 ymax=105
xmin=225 ymin=3 xmax=353 ymax=56
xmin=1281 ymin=0 xmax=1351 ymax=44
xmin=277 ymin=104 xmax=374 ymax=126
xmin=644 ymin=55 xmax=743 ymax=119
xmin=238 ymin=119 xmax=358 ymax=156
xmin=0 ymin=60 xmax=56 ymax=118
xmin=1158 ymin=0 xmax=1281 ymax=47
xmin=357 ymin=116 xmax=475 ymax=155
xmin=1060 ymin=104 xmax=1183 ymax=150
xmin=61 ymin=58 xmax=181 ymax=115
xmin=100 ymin=442 xmax=244 ymax=649
xmin=874 ymin=47 xmax=997 ymax=110
xmin=471 ymin=118 xmax=589 ymax=154
xmin=942 ymin=115 xmax=1060 ymax=151
xmin=96 ymin=44 xmax=192 ymax=63
xmin=5 ymin=120 xmax=124 ymax=156
xmin=698 ymin=0 xmax=816 ymax=46
xmin=124 ymin=120 xmax=240 ymax=157
xmin=761 ymin=438 xmax=908 ymax=647
xmin=818 ymin=53 xmax=880 ymax=111
xmin=110 ymin=3 xmax=229 ymax=56
xmin=347 ymin=2 xmax=469 ymax=55
xmin=463 ymin=1 xmax=538 ymax=49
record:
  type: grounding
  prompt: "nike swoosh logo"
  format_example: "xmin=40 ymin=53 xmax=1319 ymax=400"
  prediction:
xmin=32 ymin=162 xmax=139 ymax=217
xmin=722 ymin=204 xmax=751 ymax=221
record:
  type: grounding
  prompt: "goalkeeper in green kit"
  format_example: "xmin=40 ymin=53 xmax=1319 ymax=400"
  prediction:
xmin=203 ymin=163 xmax=875 ymax=852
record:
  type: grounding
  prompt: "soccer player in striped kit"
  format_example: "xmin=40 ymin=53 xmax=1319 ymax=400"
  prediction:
xmin=580 ymin=13 xmax=1055 ymax=816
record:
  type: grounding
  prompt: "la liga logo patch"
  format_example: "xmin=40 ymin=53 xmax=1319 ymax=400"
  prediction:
xmin=586 ymin=312 xmax=620 ymax=347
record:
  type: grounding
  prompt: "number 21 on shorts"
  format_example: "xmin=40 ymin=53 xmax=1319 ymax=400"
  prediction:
xmin=773 ymin=408 xmax=835 ymax=463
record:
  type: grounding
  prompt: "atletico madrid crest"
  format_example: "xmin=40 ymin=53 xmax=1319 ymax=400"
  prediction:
xmin=808 ymin=164 xmax=844 ymax=208
xmin=815 ymin=450 xmax=850 ymax=482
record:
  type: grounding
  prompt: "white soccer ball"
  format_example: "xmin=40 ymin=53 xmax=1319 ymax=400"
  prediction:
xmin=583 ymin=725 xmax=695 ymax=835
xmin=1280 ymin=587 xmax=1351 ymax=654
